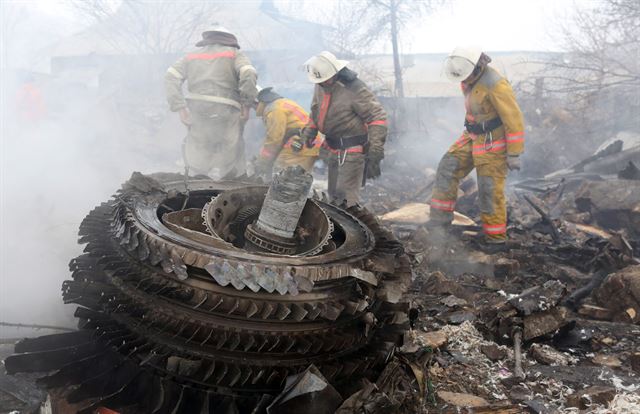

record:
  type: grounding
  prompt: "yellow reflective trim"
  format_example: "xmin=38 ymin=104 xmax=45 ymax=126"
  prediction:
xmin=185 ymin=93 xmax=242 ymax=110
xmin=166 ymin=67 xmax=183 ymax=80
xmin=238 ymin=65 xmax=256 ymax=76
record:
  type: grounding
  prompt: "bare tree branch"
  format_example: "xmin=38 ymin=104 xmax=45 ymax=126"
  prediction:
xmin=513 ymin=0 xmax=639 ymax=175
xmin=69 ymin=0 xmax=219 ymax=55
xmin=319 ymin=0 xmax=442 ymax=97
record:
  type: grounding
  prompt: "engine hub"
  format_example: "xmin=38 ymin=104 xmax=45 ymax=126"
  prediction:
xmin=5 ymin=172 xmax=411 ymax=413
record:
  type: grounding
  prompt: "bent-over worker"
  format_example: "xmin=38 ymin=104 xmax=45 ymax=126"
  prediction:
xmin=254 ymin=87 xmax=321 ymax=175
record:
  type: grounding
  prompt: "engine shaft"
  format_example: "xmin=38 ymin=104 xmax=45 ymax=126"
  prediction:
xmin=245 ymin=166 xmax=313 ymax=254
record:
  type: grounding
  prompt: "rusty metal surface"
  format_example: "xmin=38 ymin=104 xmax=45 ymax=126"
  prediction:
xmin=5 ymin=172 xmax=411 ymax=413
xmin=150 ymin=180 xmax=376 ymax=267
xmin=203 ymin=186 xmax=333 ymax=257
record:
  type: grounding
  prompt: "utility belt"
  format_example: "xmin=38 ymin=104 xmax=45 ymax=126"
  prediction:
xmin=464 ymin=117 xmax=502 ymax=135
xmin=324 ymin=133 xmax=368 ymax=150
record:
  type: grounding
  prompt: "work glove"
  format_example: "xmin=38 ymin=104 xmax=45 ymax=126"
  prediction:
xmin=366 ymin=147 xmax=384 ymax=179
xmin=301 ymin=127 xmax=318 ymax=148
xmin=178 ymin=108 xmax=192 ymax=126
xmin=507 ymin=155 xmax=521 ymax=171
xmin=290 ymin=136 xmax=304 ymax=152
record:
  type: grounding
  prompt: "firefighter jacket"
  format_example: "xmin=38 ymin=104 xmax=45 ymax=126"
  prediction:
xmin=258 ymin=98 xmax=320 ymax=161
xmin=16 ymin=82 xmax=46 ymax=121
xmin=461 ymin=66 xmax=525 ymax=161
xmin=165 ymin=44 xmax=257 ymax=112
xmin=303 ymin=69 xmax=387 ymax=153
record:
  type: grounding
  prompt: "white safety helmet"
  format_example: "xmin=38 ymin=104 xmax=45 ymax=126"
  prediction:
xmin=443 ymin=46 xmax=483 ymax=82
xmin=303 ymin=51 xmax=349 ymax=84
xmin=202 ymin=24 xmax=233 ymax=36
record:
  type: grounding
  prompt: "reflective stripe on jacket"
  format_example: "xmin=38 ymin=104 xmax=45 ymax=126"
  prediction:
xmin=165 ymin=44 xmax=257 ymax=112
xmin=259 ymin=98 xmax=320 ymax=160
xmin=303 ymin=74 xmax=387 ymax=152
xmin=462 ymin=66 xmax=525 ymax=157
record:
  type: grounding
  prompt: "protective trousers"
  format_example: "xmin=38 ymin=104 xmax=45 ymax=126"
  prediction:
xmin=184 ymin=102 xmax=246 ymax=179
xmin=430 ymin=134 xmax=508 ymax=241
xmin=326 ymin=150 xmax=365 ymax=207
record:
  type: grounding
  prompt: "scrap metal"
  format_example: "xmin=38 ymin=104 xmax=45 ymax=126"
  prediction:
xmin=5 ymin=171 xmax=411 ymax=413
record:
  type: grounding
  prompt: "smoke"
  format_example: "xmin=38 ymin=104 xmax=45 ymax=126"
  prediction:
xmin=1 ymin=0 xmax=630 ymax=341
xmin=0 ymin=3 xmax=487 ymax=341
xmin=0 ymin=2 xmax=272 ymax=338
xmin=0 ymin=4 xmax=185 ymax=337
xmin=0 ymin=1 xmax=295 ymax=338
xmin=386 ymin=96 xmax=464 ymax=169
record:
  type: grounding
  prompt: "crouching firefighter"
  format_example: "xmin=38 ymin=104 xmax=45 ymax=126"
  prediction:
xmin=301 ymin=51 xmax=387 ymax=206
xmin=253 ymin=87 xmax=321 ymax=176
xmin=429 ymin=47 xmax=525 ymax=245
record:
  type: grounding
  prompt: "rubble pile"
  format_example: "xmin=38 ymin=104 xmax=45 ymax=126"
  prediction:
xmin=359 ymin=141 xmax=640 ymax=412
xmin=565 ymin=393 xmax=640 ymax=414
xmin=1 ymin=140 xmax=639 ymax=413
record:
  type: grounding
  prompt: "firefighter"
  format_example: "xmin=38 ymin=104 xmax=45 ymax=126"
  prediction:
xmin=16 ymin=73 xmax=46 ymax=122
xmin=429 ymin=46 xmax=525 ymax=246
xmin=301 ymin=51 xmax=387 ymax=206
xmin=253 ymin=87 xmax=320 ymax=175
xmin=165 ymin=25 xmax=257 ymax=179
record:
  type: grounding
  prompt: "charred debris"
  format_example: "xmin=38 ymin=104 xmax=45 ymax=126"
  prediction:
xmin=363 ymin=137 xmax=640 ymax=412
xmin=2 ymin=139 xmax=640 ymax=414
xmin=2 ymin=168 xmax=412 ymax=414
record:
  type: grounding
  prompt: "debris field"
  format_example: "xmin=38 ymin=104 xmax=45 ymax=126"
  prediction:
xmin=361 ymin=140 xmax=640 ymax=413
xmin=1 ymin=139 xmax=639 ymax=413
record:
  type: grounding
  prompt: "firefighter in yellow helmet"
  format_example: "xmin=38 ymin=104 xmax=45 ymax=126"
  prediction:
xmin=429 ymin=47 xmax=525 ymax=245
xmin=253 ymin=87 xmax=321 ymax=176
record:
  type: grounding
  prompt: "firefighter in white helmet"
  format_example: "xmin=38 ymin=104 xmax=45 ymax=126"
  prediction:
xmin=300 ymin=51 xmax=388 ymax=206
xmin=429 ymin=46 xmax=525 ymax=246
xmin=165 ymin=24 xmax=258 ymax=178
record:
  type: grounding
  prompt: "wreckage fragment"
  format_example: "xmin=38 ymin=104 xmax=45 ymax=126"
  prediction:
xmin=566 ymin=386 xmax=617 ymax=410
xmin=266 ymin=365 xmax=342 ymax=414
xmin=379 ymin=202 xmax=476 ymax=226
xmin=334 ymin=351 xmax=432 ymax=414
xmin=507 ymin=280 xmax=566 ymax=316
xmin=437 ymin=391 xmax=488 ymax=408
xmin=574 ymin=179 xmax=640 ymax=238
xmin=528 ymin=343 xmax=575 ymax=366
xmin=5 ymin=171 xmax=411 ymax=413
xmin=245 ymin=166 xmax=314 ymax=255
xmin=593 ymin=264 xmax=640 ymax=323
